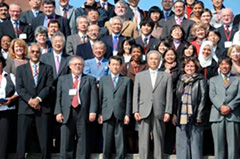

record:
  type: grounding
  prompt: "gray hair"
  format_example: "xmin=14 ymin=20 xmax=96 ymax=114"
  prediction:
xmin=76 ymin=15 xmax=89 ymax=27
xmin=109 ymin=16 xmax=123 ymax=26
xmin=51 ymin=31 xmax=66 ymax=44
xmin=29 ymin=43 xmax=42 ymax=54
xmin=34 ymin=26 xmax=48 ymax=39
xmin=147 ymin=50 xmax=161 ymax=61
xmin=69 ymin=56 xmax=85 ymax=66
xmin=115 ymin=0 xmax=128 ymax=8
xmin=93 ymin=41 xmax=106 ymax=52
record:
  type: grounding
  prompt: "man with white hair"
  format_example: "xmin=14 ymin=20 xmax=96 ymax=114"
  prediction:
xmin=217 ymin=8 xmax=238 ymax=52
xmin=104 ymin=0 xmax=138 ymax=38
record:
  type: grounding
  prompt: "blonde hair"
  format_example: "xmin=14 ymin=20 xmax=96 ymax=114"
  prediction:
xmin=8 ymin=38 xmax=28 ymax=59
xmin=191 ymin=22 xmax=208 ymax=37
xmin=227 ymin=45 xmax=240 ymax=57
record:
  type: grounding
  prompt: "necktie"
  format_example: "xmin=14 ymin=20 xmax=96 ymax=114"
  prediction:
xmin=82 ymin=35 xmax=87 ymax=43
xmin=151 ymin=71 xmax=156 ymax=88
xmin=14 ymin=21 xmax=19 ymax=36
xmin=165 ymin=12 xmax=169 ymax=20
xmin=144 ymin=37 xmax=148 ymax=46
xmin=225 ymin=25 xmax=230 ymax=34
xmin=35 ymin=11 xmax=39 ymax=17
xmin=176 ymin=18 xmax=182 ymax=25
xmin=112 ymin=76 xmax=117 ymax=88
xmin=63 ymin=8 xmax=67 ymax=18
xmin=97 ymin=61 xmax=101 ymax=69
xmin=102 ymin=2 xmax=107 ymax=11
xmin=133 ymin=9 xmax=138 ymax=24
xmin=55 ymin=55 xmax=60 ymax=74
xmin=33 ymin=64 xmax=38 ymax=86
xmin=113 ymin=35 xmax=119 ymax=51
xmin=71 ymin=76 xmax=79 ymax=108
xmin=224 ymin=75 xmax=229 ymax=87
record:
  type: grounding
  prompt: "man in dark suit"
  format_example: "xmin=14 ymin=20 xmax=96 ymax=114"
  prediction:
xmin=31 ymin=0 xmax=71 ymax=38
xmin=55 ymin=56 xmax=98 ymax=159
xmin=97 ymin=0 xmax=115 ymax=20
xmin=161 ymin=0 xmax=174 ymax=21
xmin=20 ymin=0 xmax=42 ymax=25
xmin=101 ymin=16 xmax=125 ymax=58
xmin=76 ymin=24 xmax=100 ymax=60
xmin=66 ymin=15 xmax=89 ymax=56
xmin=217 ymin=8 xmax=238 ymax=52
xmin=16 ymin=43 xmax=53 ymax=159
xmin=161 ymin=0 xmax=194 ymax=42
xmin=233 ymin=13 xmax=240 ymax=26
xmin=135 ymin=19 xmax=159 ymax=59
xmin=98 ymin=56 xmax=132 ymax=159
xmin=0 ymin=2 xmax=9 ymax=23
xmin=0 ymin=3 xmax=33 ymax=43
xmin=133 ymin=50 xmax=173 ymax=159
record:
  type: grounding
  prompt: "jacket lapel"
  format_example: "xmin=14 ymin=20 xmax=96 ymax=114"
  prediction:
xmin=121 ymin=21 xmax=130 ymax=34
xmin=36 ymin=62 xmax=45 ymax=86
xmin=58 ymin=54 xmax=68 ymax=75
xmin=107 ymin=75 xmax=115 ymax=91
xmin=79 ymin=75 xmax=87 ymax=91
xmin=114 ymin=76 xmax=123 ymax=93
xmin=26 ymin=62 xmax=35 ymax=87
xmin=153 ymin=71 xmax=164 ymax=91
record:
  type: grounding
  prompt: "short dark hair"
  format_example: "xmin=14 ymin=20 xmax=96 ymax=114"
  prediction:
xmin=87 ymin=8 xmax=100 ymax=15
xmin=148 ymin=6 xmax=162 ymax=19
xmin=155 ymin=39 xmax=171 ymax=51
xmin=192 ymin=0 xmax=205 ymax=9
xmin=181 ymin=43 xmax=197 ymax=59
xmin=162 ymin=49 xmax=177 ymax=63
xmin=118 ymin=37 xmax=136 ymax=56
xmin=109 ymin=56 xmax=123 ymax=65
xmin=48 ymin=20 xmax=60 ymax=28
xmin=174 ymin=0 xmax=185 ymax=9
xmin=130 ymin=44 xmax=144 ymax=55
xmin=218 ymin=57 xmax=232 ymax=67
xmin=42 ymin=0 xmax=55 ymax=6
xmin=0 ymin=56 xmax=6 ymax=68
xmin=0 ymin=2 xmax=9 ymax=9
xmin=200 ymin=8 xmax=212 ymax=18
xmin=207 ymin=29 xmax=221 ymax=44
xmin=181 ymin=57 xmax=200 ymax=74
xmin=169 ymin=25 xmax=185 ymax=41
xmin=140 ymin=19 xmax=154 ymax=31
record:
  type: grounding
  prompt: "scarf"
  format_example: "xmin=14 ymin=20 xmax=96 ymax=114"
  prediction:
xmin=179 ymin=73 xmax=197 ymax=125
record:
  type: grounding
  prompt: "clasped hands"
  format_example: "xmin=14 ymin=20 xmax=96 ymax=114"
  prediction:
xmin=220 ymin=105 xmax=231 ymax=116
xmin=28 ymin=98 xmax=41 ymax=111
xmin=134 ymin=112 xmax=171 ymax=123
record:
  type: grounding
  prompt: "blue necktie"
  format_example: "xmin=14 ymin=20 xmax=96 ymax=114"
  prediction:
xmin=113 ymin=35 xmax=119 ymax=51
xmin=113 ymin=76 xmax=117 ymax=88
xmin=33 ymin=64 xmax=38 ymax=86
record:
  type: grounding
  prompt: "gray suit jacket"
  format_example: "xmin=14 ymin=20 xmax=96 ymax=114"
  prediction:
xmin=99 ymin=75 xmax=132 ymax=121
xmin=54 ymin=74 xmax=98 ymax=123
xmin=209 ymin=74 xmax=240 ymax=122
xmin=20 ymin=10 xmax=42 ymax=25
xmin=66 ymin=34 xmax=82 ymax=55
xmin=133 ymin=70 xmax=173 ymax=119
xmin=55 ymin=5 xmax=82 ymax=34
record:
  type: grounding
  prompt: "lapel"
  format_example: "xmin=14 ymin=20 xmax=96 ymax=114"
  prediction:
xmin=6 ymin=21 xmax=15 ymax=38
xmin=114 ymin=75 xmax=124 ymax=93
xmin=67 ymin=74 xmax=73 ymax=90
xmin=107 ymin=75 xmax=115 ymax=91
xmin=49 ymin=52 xmax=57 ymax=76
xmin=26 ymin=62 xmax=36 ymax=87
xmin=121 ymin=21 xmax=130 ymax=34
xmin=153 ymin=71 xmax=164 ymax=91
xmin=68 ymin=5 xmax=74 ymax=19
xmin=37 ymin=62 xmax=45 ymax=86
xmin=146 ymin=70 xmax=154 ymax=91
xmin=58 ymin=54 xmax=68 ymax=75
xmin=148 ymin=36 xmax=155 ymax=49
xmin=226 ymin=74 xmax=236 ymax=89
xmin=79 ymin=74 xmax=87 ymax=91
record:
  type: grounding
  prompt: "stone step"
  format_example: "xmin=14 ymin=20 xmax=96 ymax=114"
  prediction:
xmin=8 ymin=153 xmax=217 ymax=159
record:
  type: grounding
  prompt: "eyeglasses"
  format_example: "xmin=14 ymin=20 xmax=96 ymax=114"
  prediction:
xmin=71 ymin=63 xmax=83 ymax=66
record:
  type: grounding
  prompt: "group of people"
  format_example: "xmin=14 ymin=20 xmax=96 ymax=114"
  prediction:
xmin=0 ymin=0 xmax=240 ymax=159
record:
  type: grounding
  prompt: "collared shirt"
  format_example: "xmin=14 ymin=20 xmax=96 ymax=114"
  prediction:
xmin=142 ymin=35 xmax=151 ymax=45
xmin=95 ymin=57 xmax=104 ymax=65
xmin=78 ymin=32 xmax=88 ymax=42
xmin=149 ymin=68 xmax=158 ymax=74
xmin=221 ymin=72 xmax=231 ymax=81
xmin=112 ymin=33 xmax=120 ymax=39
xmin=224 ymin=23 xmax=233 ymax=31
xmin=59 ymin=5 xmax=70 ymax=17
xmin=130 ymin=6 xmax=141 ymax=29
xmin=31 ymin=9 xmax=40 ymax=17
xmin=71 ymin=73 xmax=82 ymax=104
xmin=10 ymin=19 xmax=20 ymax=28
xmin=53 ymin=51 xmax=63 ymax=64
xmin=89 ymin=40 xmax=94 ymax=49
xmin=111 ymin=73 xmax=119 ymax=83
xmin=100 ymin=0 xmax=108 ymax=7
xmin=30 ymin=61 xmax=40 ymax=71
xmin=0 ymin=71 xmax=16 ymax=111
xmin=1 ymin=49 xmax=8 ymax=59
xmin=43 ymin=14 xmax=55 ymax=28
xmin=174 ymin=16 xmax=184 ymax=24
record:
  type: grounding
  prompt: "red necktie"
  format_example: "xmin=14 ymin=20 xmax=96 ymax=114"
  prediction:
xmin=71 ymin=76 xmax=79 ymax=108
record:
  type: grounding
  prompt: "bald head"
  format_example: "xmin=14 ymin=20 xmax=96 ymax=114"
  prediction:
xmin=221 ymin=8 xmax=234 ymax=25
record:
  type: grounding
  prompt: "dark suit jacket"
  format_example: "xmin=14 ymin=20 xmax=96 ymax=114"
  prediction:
xmin=161 ymin=16 xmax=195 ymax=42
xmin=31 ymin=13 xmax=71 ymax=37
xmin=16 ymin=62 xmax=54 ymax=115
xmin=125 ymin=6 xmax=147 ymax=22
xmin=217 ymin=24 xmax=238 ymax=51
xmin=76 ymin=42 xmax=94 ymax=60
xmin=0 ymin=20 xmax=34 ymax=43
xmin=233 ymin=14 xmax=240 ymax=26
xmin=101 ymin=34 xmax=125 ymax=58
xmin=54 ymin=74 xmax=98 ymax=123
xmin=20 ymin=10 xmax=42 ymax=25
xmin=135 ymin=35 xmax=159 ymax=54
xmin=99 ymin=75 xmax=132 ymax=121
xmin=40 ymin=52 xmax=70 ymax=86
xmin=97 ymin=1 xmax=115 ymax=21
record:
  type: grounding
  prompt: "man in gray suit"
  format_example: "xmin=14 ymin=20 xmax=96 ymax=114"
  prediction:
xmin=133 ymin=50 xmax=173 ymax=159
xmin=55 ymin=0 xmax=84 ymax=34
xmin=209 ymin=57 xmax=240 ymax=159
xmin=66 ymin=15 xmax=89 ymax=55
xmin=55 ymin=56 xmax=98 ymax=159
xmin=98 ymin=56 xmax=132 ymax=159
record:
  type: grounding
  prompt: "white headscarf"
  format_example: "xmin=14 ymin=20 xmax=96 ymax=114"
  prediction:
xmin=198 ymin=41 xmax=218 ymax=68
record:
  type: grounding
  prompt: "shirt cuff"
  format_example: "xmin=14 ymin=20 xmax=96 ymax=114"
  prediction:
xmin=36 ymin=97 xmax=42 ymax=102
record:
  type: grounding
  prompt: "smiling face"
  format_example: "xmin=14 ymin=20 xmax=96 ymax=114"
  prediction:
xmin=201 ymin=11 xmax=212 ymax=24
xmin=114 ymin=3 xmax=126 ymax=17
xmin=43 ymin=3 xmax=55 ymax=16
xmin=92 ymin=43 xmax=105 ymax=60
xmin=77 ymin=17 xmax=89 ymax=33
xmin=171 ymin=26 xmax=183 ymax=40
xmin=195 ymin=27 xmax=206 ymax=40
xmin=184 ymin=45 xmax=194 ymax=57
xmin=58 ymin=0 xmax=69 ymax=8
xmin=69 ymin=58 xmax=84 ymax=76
xmin=111 ymin=18 xmax=122 ymax=34
xmin=230 ymin=47 xmax=240 ymax=62
xmin=52 ymin=35 xmax=64 ymax=53
xmin=29 ymin=0 xmax=42 ymax=10
xmin=141 ymin=24 xmax=152 ymax=36
xmin=123 ymin=41 xmax=131 ymax=54
xmin=202 ymin=45 xmax=211 ymax=58
xmin=147 ymin=52 xmax=160 ymax=70
xmin=207 ymin=31 xmax=220 ymax=46
xmin=0 ymin=6 xmax=9 ymax=20
xmin=109 ymin=58 xmax=121 ymax=75
xmin=131 ymin=47 xmax=142 ymax=62
xmin=1 ymin=36 xmax=11 ymax=51
xmin=9 ymin=4 xmax=21 ymax=21
xmin=164 ymin=50 xmax=176 ymax=64
xmin=150 ymin=12 xmax=161 ymax=23
xmin=36 ymin=33 xmax=47 ymax=44
xmin=192 ymin=3 xmax=203 ymax=18
xmin=174 ymin=1 xmax=185 ymax=17
xmin=219 ymin=59 xmax=231 ymax=75
xmin=184 ymin=61 xmax=196 ymax=75
xmin=29 ymin=45 xmax=41 ymax=63
xmin=221 ymin=8 xmax=233 ymax=25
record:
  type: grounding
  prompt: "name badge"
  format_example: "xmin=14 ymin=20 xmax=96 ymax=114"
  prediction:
xmin=19 ymin=33 xmax=27 ymax=39
xmin=69 ymin=89 xmax=77 ymax=96
xmin=224 ymin=41 xmax=232 ymax=48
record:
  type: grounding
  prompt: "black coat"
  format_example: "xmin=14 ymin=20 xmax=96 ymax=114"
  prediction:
xmin=174 ymin=74 xmax=209 ymax=125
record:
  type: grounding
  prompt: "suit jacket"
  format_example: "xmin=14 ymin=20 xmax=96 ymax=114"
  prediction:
xmin=101 ymin=34 xmax=125 ymax=58
xmin=133 ymin=70 xmax=173 ymax=119
xmin=135 ymin=35 xmax=159 ymax=54
xmin=55 ymin=5 xmax=83 ymax=34
xmin=40 ymin=52 xmax=70 ymax=86
xmin=233 ymin=14 xmax=240 ymax=26
xmin=31 ymin=13 xmax=71 ymax=37
xmin=20 ymin=10 xmax=42 ymax=25
xmin=0 ymin=20 xmax=34 ymax=43
xmin=161 ymin=16 xmax=195 ymax=42
xmin=99 ymin=75 xmax=132 ymax=121
xmin=76 ymin=42 xmax=94 ymax=60
xmin=16 ymin=62 xmax=54 ymax=115
xmin=209 ymin=74 xmax=240 ymax=122
xmin=54 ymin=74 xmax=98 ymax=123
xmin=97 ymin=1 xmax=115 ymax=21
xmin=83 ymin=58 xmax=109 ymax=80
xmin=66 ymin=34 xmax=82 ymax=56
xmin=105 ymin=20 xmax=139 ymax=38
xmin=217 ymin=24 xmax=238 ymax=51
xmin=125 ymin=6 xmax=147 ymax=23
